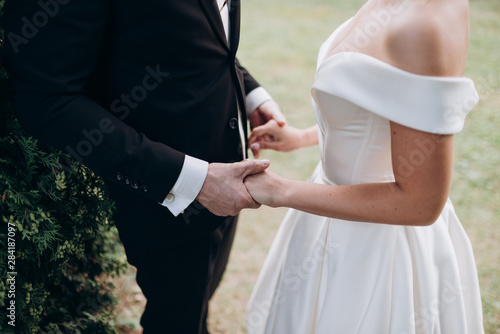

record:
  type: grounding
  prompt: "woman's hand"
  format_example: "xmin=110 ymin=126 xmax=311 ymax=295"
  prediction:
xmin=244 ymin=170 xmax=287 ymax=208
xmin=249 ymin=121 xmax=318 ymax=158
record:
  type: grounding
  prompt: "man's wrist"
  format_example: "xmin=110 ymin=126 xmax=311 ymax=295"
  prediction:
xmin=160 ymin=155 xmax=208 ymax=216
xmin=245 ymin=87 xmax=272 ymax=116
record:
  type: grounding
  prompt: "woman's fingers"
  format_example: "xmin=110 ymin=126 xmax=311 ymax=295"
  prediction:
xmin=251 ymin=140 xmax=281 ymax=157
xmin=251 ymin=143 xmax=261 ymax=158
xmin=248 ymin=120 xmax=279 ymax=145
xmin=249 ymin=119 xmax=292 ymax=157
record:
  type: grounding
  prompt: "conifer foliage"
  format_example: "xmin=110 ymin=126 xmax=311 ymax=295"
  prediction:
xmin=0 ymin=1 xmax=127 ymax=332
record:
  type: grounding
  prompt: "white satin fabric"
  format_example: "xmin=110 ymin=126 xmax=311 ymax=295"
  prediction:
xmin=247 ymin=20 xmax=484 ymax=334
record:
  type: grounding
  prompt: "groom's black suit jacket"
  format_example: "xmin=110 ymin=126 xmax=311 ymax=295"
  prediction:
xmin=5 ymin=0 xmax=260 ymax=246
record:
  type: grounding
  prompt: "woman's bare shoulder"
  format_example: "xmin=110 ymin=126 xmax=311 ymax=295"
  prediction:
xmin=383 ymin=0 xmax=469 ymax=77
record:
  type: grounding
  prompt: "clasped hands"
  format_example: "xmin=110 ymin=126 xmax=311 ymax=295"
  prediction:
xmin=196 ymin=100 xmax=298 ymax=216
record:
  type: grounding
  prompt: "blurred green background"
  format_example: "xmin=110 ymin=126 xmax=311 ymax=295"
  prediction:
xmin=207 ymin=0 xmax=500 ymax=332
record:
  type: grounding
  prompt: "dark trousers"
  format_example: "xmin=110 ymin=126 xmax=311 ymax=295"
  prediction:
xmin=122 ymin=217 xmax=238 ymax=334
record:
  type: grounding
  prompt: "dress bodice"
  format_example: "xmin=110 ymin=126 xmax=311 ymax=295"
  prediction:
xmin=310 ymin=21 xmax=479 ymax=186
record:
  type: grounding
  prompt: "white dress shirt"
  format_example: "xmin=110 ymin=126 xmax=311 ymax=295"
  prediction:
xmin=161 ymin=0 xmax=272 ymax=216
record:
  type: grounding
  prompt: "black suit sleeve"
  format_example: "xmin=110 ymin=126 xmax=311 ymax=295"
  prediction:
xmin=4 ymin=0 xmax=185 ymax=203
xmin=235 ymin=58 xmax=261 ymax=98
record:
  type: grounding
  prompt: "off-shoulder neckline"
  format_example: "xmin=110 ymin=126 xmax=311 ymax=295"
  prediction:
xmin=319 ymin=51 xmax=473 ymax=83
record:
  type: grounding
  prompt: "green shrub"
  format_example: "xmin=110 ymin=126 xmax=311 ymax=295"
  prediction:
xmin=0 ymin=1 xmax=127 ymax=332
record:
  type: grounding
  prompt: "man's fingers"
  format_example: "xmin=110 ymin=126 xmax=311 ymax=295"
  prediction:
xmin=259 ymin=100 xmax=286 ymax=127
xmin=249 ymin=200 xmax=261 ymax=209
xmin=242 ymin=183 xmax=262 ymax=209
xmin=240 ymin=159 xmax=270 ymax=178
xmin=198 ymin=161 xmax=268 ymax=216
xmin=271 ymin=110 xmax=286 ymax=127
xmin=266 ymin=109 xmax=286 ymax=127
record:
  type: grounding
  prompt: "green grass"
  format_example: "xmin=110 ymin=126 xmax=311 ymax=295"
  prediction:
xmin=207 ymin=0 xmax=500 ymax=333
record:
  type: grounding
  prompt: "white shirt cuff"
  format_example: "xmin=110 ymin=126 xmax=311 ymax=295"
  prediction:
xmin=245 ymin=87 xmax=272 ymax=117
xmin=160 ymin=155 xmax=208 ymax=217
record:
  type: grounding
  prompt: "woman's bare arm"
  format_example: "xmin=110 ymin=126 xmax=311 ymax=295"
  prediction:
xmin=245 ymin=122 xmax=454 ymax=226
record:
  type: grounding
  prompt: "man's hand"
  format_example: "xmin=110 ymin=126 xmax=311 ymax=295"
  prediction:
xmin=249 ymin=100 xmax=286 ymax=130
xmin=196 ymin=159 xmax=270 ymax=216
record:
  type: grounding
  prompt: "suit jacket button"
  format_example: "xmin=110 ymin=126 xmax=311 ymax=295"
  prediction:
xmin=131 ymin=180 xmax=139 ymax=189
xmin=124 ymin=176 xmax=132 ymax=185
xmin=140 ymin=185 xmax=149 ymax=193
xmin=229 ymin=118 xmax=238 ymax=130
xmin=116 ymin=172 xmax=124 ymax=181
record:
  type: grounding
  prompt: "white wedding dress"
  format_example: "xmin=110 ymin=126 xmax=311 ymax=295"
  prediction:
xmin=247 ymin=19 xmax=484 ymax=334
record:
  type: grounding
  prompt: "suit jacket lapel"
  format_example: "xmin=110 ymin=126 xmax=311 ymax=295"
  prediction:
xmin=228 ymin=0 xmax=240 ymax=55
xmin=197 ymin=0 xmax=230 ymax=52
